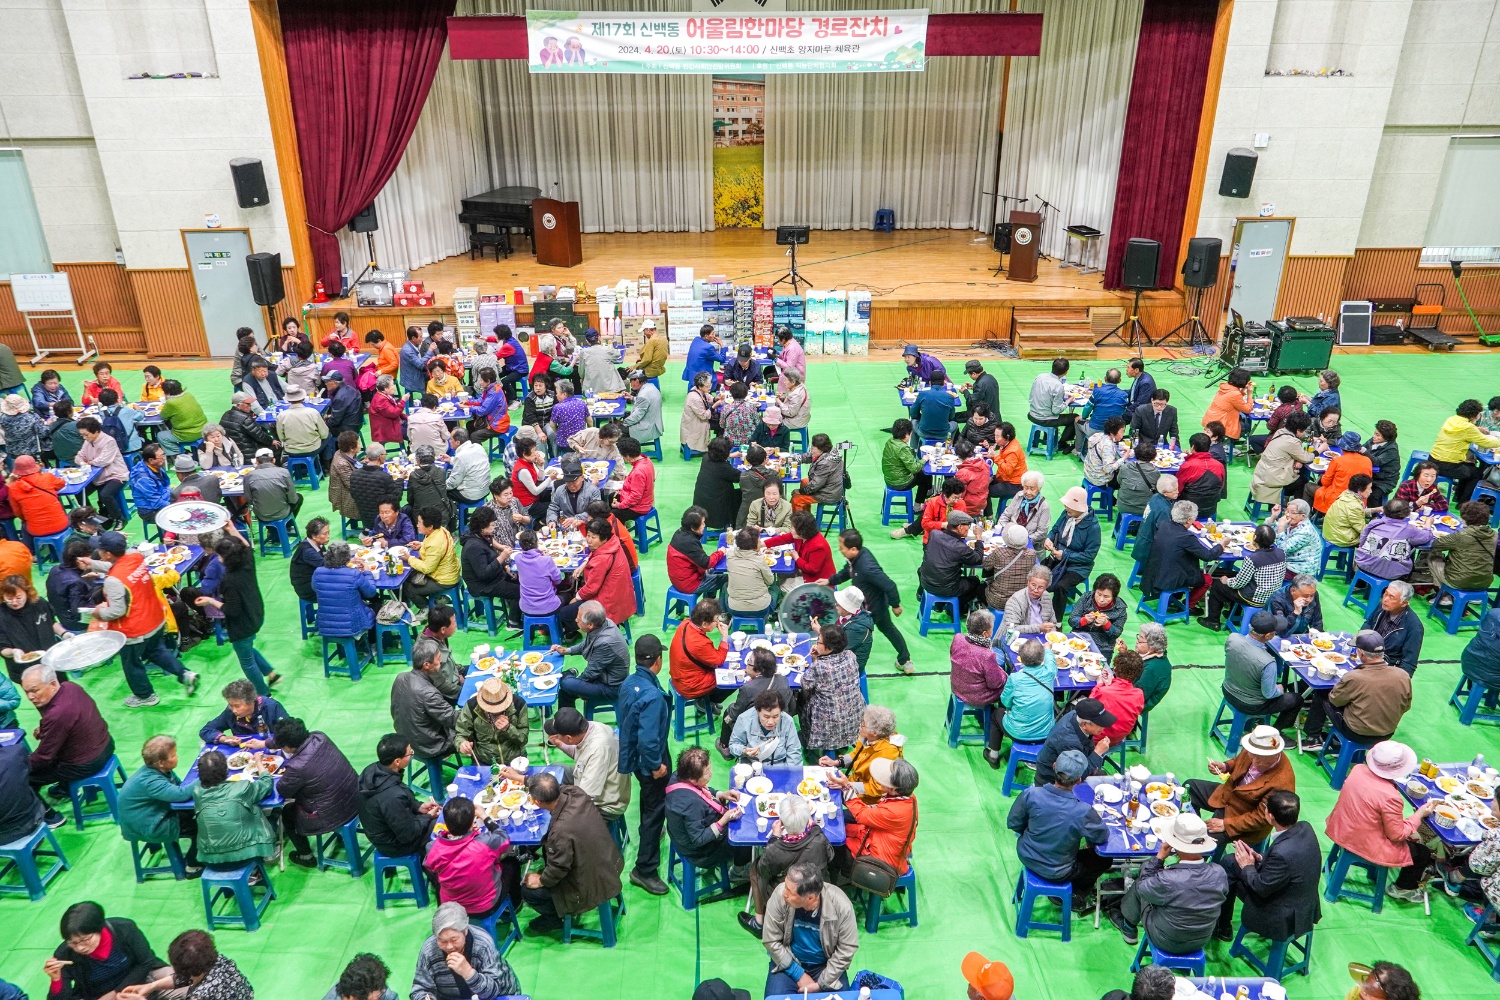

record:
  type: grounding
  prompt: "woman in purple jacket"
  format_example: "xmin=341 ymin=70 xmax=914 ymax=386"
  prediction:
xmin=950 ymin=608 xmax=1009 ymax=757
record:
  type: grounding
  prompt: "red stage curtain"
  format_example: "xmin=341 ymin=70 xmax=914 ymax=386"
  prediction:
xmin=280 ymin=0 xmax=455 ymax=291
xmin=1103 ymin=0 xmax=1218 ymax=291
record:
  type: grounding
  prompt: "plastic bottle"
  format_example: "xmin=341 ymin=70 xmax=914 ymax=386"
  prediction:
xmin=1475 ymin=753 xmax=1487 ymax=769
xmin=859 ymin=988 xmax=872 ymax=1000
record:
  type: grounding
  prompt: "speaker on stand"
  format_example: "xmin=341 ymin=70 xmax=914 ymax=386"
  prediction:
xmin=1096 ymin=238 xmax=1160 ymax=353
xmin=246 ymin=252 xmax=284 ymax=342
xmin=347 ymin=204 xmax=380 ymax=294
xmin=1156 ymin=237 xmax=1222 ymax=349
xmin=989 ymin=194 xmax=1028 ymax=276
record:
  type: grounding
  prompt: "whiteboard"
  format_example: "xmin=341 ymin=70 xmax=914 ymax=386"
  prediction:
xmin=10 ymin=272 xmax=74 ymax=313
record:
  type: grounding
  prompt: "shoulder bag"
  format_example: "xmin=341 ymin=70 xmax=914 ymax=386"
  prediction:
xmin=847 ymin=800 xmax=918 ymax=898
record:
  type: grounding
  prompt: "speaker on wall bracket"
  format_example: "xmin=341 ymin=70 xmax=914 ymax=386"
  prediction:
xmin=229 ymin=157 xmax=268 ymax=208
xmin=1219 ymin=147 xmax=1258 ymax=198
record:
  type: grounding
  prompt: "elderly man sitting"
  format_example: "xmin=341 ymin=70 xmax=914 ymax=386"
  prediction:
xmin=1106 ymin=812 xmax=1229 ymax=950
xmin=762 ymin=861 xmax=860 ymax=995
xmin=1220 ymin=611 xmax=1302 ymax=731
xmin=1007 ymin=748 xmax=1110 ymax=911
xmin=519 ymin=771 xmax=624 ymax=936
xmin=1035 ymin=697 xmax=1115 ymax=786
xmin=1213 ymin=789 xmax=1323 ymax=942
xmin=1185 ymin=724 xmax=1295 ymax=845
xmin=1361 ymin=579 xmax=1423 ymax=676
xmin=411 ymin=902 xmax=522 ymax=1000
xmin=999 ymin=565 xmax=1060 ymax=637
xmin=1300 ymin=630 xmax=1412 ymax=753
xmin=1267 ymin=575 xmax=1323 ymax=637
xmin=550 ymin=600 xmax=630 ymax=716
xmin=21 ymin=665 xmax=114 ymax=829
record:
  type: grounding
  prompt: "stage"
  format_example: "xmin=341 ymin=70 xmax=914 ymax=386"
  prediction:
xmin=308 ymin=228 xmax=1191 ymax=358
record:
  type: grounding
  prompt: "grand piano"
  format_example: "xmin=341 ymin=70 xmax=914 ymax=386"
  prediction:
xmin=458 ymin=185 xmax=542 ymax=260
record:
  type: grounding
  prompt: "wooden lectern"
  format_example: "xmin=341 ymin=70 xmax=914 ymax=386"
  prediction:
xmin=532 ymin=198 xmax=582 ymax=267
xmin=1006 ymin=210 xmax=1043 ymax=283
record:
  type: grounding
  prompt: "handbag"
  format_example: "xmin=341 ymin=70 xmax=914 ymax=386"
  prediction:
xmin=847 ymin=801 xmax=917 ymax=898
xmin=376 ymin=599 xmax=408 ymax=625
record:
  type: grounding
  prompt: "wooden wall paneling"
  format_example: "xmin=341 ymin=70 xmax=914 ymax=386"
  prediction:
xmin=1177 ymin=0 xmax=1237 ymax=283
xmin=1274 ymin=256 xmax=1350 ymax=322
xmin=869 ymin=301 xmax=1013 ymax=345
xmin=128 ymin=269 xmax=210 ymax=357
xmin=0 ymin=263 xmax=149 ymax=355
xmin=1344 ymin=248 xmax=1500 ymax=336
xmin=1343 ymin=248 xmax=1422 ymax=299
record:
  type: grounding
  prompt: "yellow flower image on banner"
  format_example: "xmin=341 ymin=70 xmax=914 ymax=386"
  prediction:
xmin=713 ymin=75 xmax=763 ymax=228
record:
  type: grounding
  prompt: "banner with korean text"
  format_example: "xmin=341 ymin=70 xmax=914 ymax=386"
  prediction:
xmin=525 ymin=10 xmax=928 ymax=74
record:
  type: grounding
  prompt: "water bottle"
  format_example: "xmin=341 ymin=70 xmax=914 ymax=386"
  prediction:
xmin=859 ymin=988 xmax=872 ymax=1000
xmin=1475 ymin=753 xmax=1487 ymax=769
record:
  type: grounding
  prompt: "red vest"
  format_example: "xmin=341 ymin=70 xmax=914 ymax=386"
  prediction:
xmin=512 ymin=459 xmax=541 ymax=507
xmin=106 ymin=552 xmax=165 ymax=639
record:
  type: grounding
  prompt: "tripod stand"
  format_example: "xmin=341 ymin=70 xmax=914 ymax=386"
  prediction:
xmin=1095 ymin=289 xmax=1152 ymax=352
xmin=988 ymin=194 xmax=1030 ymax=276
xmin=348 ymin=230 xmax=379 ymax=293
xmin=1155 ymin=285 xmax=1215 ymax=349
xmin=1032 ymin=195 xmax=1061 ymax=262
xmin=772 ymin=241 xmax=811 ymax=294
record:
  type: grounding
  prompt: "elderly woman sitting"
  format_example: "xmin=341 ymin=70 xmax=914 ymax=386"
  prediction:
xmin=833 ymin=757 xmax=918 ymax=880
xmin=1117 ymin=623 xmax=1173 ymax=713
xmin=1000 ymin=565 xmax=1059 ymax=637
xmin=194 ymin=423 xmax=244 ymax=470
xmin=1066 ymin=572 xmax=1126 ymax=663
xmin=951 ymin=608 xmax=1009 ymax=757
xmin=728 ymin=688 xmax=802 ymax=765
xmin=1269 ymin=498 xmax=1321 ymax=578
xmin=999 ymin=639 xmax=1058 ymax=758
xmin=1089 ymin=650 xmax=1146 ymax=746
xmin=997 ymin=471 xmax=1051 ymax=546
xmin=740 ymin=792 xmax=834 ymax=937
xmin=665 ymin=746 xmax=752 ymax=877
xmin=818 ymin=704 xmax=902 ymax=802
xmin=411 ymin=902 xmax=522 ymax=1000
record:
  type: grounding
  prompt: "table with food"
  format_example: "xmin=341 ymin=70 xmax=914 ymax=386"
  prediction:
xmin=77 ymin=400 xmax=165 ymax=428
xmin=140 ymin=542 xmax=205 ymax=580
xmin=255 ymin=397 xmax=331 ymax=425
xmin=716 ymin=528 xmax=798 ymax=575
xmin=1186 ymin=978 xmax=1283 ymax=1000
xmin=174 ymin=745 xmax=284 ymax=809
xmin=1400 ymin=758 xmax=1500 ymax=847
xmin=1248 ymin=395 xmax=1278 ymax=423
xmin=897 ymin=383 xmax=962 ymax=408
xmin=543 ymin=456 xmax=615 ymax=486
xmin=0 ymin=729 xmax=25 ymax=749
xmin=727 ymin=764 xmax=847 ymax=846
xmin=431 ymin=395 xmax=475 ymax=423
xmin=510 ymin=526 xmax=588 ymax=575
xmin=715 ymin=633 xmax=813 ymax=690
xmin=58 ymin=464 xmax=102 ymax=497
xmin=715 ymin=384 xmax=776 ymax=414
xmin=461 ymin=646 xmax=564 ymax=716
xmin=267 ymin=351 xmax=371 ymax=371
xmin=1125 ymin=445 xmax=1184 ymax=473
xmin=1000 ymin=630 xmax=1106 ymax=693
xmin=381 ymin=453 xmax=451 ymax=482
xmin=730 ymin=447 xmax=803 ymax=484
xmin=1272 ymin=630 xmax=1355 ymax=690
xmin=974 ymin=522 xmax=1034 ymax=556
xmin=767 ymin=991 xmax=898 ymax=1000
xmin=1471 ymin=445 xmax=1500 ymax=468
xmin=203 ymin=466 xmax=255 ymax=497
xmin=1064 ymin=381 xmax=1099 ymax=409
xmin=448 ymin=762 xmax=569 ymax=847
xmin=919 ymin=443 xmax=996 ymax=477
xmin=1410 ymin=510 xmax=1461 ymax=541
xmin=1189 ymin=520 xmax=1258 ymax=562
xmin=347 ymin=544 xmax=412 ymax=590
xmin=586 ymin=391 xmax=629 ymax=420
xmin=1076 ymin=770 xmax=1190 ymax=859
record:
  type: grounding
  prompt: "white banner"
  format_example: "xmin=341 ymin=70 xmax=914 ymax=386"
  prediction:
xmin=526 ymin=9 xmax=928 ymax=74
xmin=691 ymin=0 xmax=788 ymax=11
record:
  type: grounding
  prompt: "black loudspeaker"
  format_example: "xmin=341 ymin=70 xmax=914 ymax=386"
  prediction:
xmin=229 ymin=157 xmax=268 ymax=208
xmin=1182 ymin=237 xmax=1222 ymax=288
xmin=350 ymin=204 xmax=379 ymax=233
xmin=246 ymin=252 xmax=284 ymax=307
xmin=993 ymin=222 xmax=1012 ymax=254
xmin=1219 ymin=147 xmax=1258 ymax=198
xmin=1122 ymin=238 xmax=1160 ymax=290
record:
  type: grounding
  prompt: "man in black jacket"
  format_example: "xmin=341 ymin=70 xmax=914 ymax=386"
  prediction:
xmin=918 ymin=510 xmax=985 ymax=612
xmin=221 ymin=392 xmax=277 ymax=460
xmin=1267 ymin=576 xmax=1323 ymax=636
xmin=1035 ymin=698 xmax=1115 ymax=786
xmin=1129 ymin=390 xmax=1179 ymax=450
xmin=959 ymin=360 xmax=1000 ymax=424
xmin=349 ymin=444 xmax=405 ymax=527
xmin=0 ymin=737 xmax=46 ymax=841
xmin=319 ymin=370 xmax=365 ymax=468
xmin=357 ymin=733 xmax=441 ymax=858
xmin=1213 ymin=789 xmax=1322 ymax=943
xmin=829 ymin=529 xmax=911 ymax=673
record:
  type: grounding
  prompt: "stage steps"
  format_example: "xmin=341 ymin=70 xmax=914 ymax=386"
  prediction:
xmin=1012 ymin=308 xmax=1096 ymax=358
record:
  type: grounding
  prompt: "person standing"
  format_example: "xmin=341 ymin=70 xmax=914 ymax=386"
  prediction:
xmin=829 ymin=529 xmax=911 ymax=674
xmin=616 ymin=634 xmax=671 ymax=896
xmin=89 ymin=531 xmax=197 ymax=707
xmin=192 ymin=536 xmax=280 ymax=697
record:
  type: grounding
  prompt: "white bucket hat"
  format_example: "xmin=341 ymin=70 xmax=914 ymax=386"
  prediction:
xmin=1239 ymin=724 xmax=1286 ymax=757
xmin=1150 ymin=812 xmax=1217 ymax=854
xmin=1365 ymin=740 xmax=1417 ymax=781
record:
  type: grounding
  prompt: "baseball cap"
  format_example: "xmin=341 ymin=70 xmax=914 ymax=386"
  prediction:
xmin=1073 ymin=697 xmax=1118 ymax=730
xmin=323 ymin=370 xmax=344 ymax=382
xmin=254 ymin=448 xmax=275 ymax=462
xmin=1249 ymin=610 xmax=1279 ymax=635
xmin=692 ymin=981 xmax=751 ymax=1000
xmin=543 ymin=707 xmax=588 ymax=737
xmin=965 ymin=360 xmax=984 ymax=374
xmin=641 ymin=319 xmax=657 ymax=330
xmin=560 ymin=455 xmax=584 ymax=482
xmin=584 ymin=328 xmax=600 ymax=343
xmin=1354 ymin=630 xmax=1385 ymax=654
xmin=634 ymin=634 xmax=664 ymax=665
xmin=627 ymin=369 xmax=647 ymax=382
xmin=95 ymin=531 xmax=129 ymax=556
xmin=1054 ymin=749 xmax=1090 ymax=781
xmin=961 ymin=953 xmax=1014 ymax=1000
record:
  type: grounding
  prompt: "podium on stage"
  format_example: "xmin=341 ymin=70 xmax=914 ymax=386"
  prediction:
xmin=532 ymin=198 xmax=582 ymax=267
xmin=1006 ymin=210 xmax=1043 ymax=283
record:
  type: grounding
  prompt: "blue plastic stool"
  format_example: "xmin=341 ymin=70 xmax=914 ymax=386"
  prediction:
xmin=315 ymin=817 xmax=370 ymax=877
xmin=1451 ymin=675 xmax=1500 ymax=726
xmin=1210 ymin=699 xmax=1262 ymax=752
xmin=255 ymin=516 xmax=299 ymax=558
xmin=1472 ymin=483 xmax=1500 ymax=527
xmin=789 ymin=428 xmax=809 ymax=451
xmin=287 ymin=455 xmax=320 ymax=489
xmin=373 ymin=619 xmax=413 ymax=668
xmin=1226 ymin=603 xmax=1258 ymax=635
xmin=633 ymin=507 xmax=664 ymax=554
xmin=202 ymin=860 xmax=275 ymax=931
xmin=642 ymin=439 xmax=663 ymax=461
xmin=1402 ymin=450 xmax=1431 ymax=482
xmin=864 ymin=863 xmax=917 ymax=933
xmin=562 ymin=892 xmax=624 ymax=947
xmin=1132 ymin=937 xmax=1206 ymax=975
xmin=457 ymin=499 xmax=485 ymax=533
xmin=1119 ymin=711 xmax=1150 ymax=755
xmin=1230 ymin=925 xmax=1313 ymax=979
xmin=1002 ymin=741 xmax=1045 ymax=797
xmin=1027 ymin=425 xmax=1059 ymax=460
xmin=298 ymin=599 xmax=317 ymax=640
xmin=372 ymin=850 xmax=429 ymax=909
xmin=1317 ymin=544 xmax=1356 ymax=582
xmin=340 ymin=515 xmax=363 ymax=540
xmin=1314 ymin=728 xmax=1371 ymax=790
xmin=583 ymin=698 xmax=616 ymax=722
xmin=1323 ymin=843 xmax=1386 ymax=912
xmin=1136 ymin=589 xmax=1192 ymax=625
xmin=1127 ymin=561 xmax=1143 ymax=589
xmin=1083 ymin=482 xmax=1115 ymax=523
xmin=321 ymin=634 xmax=372 ymax=682
xmin=681 ymin=444 xmax=704 ymax=461
xmin=728 ymin=610 xmax=770 ymax=634
xmin=1012 ymin=869 xmax=1071 ymax=940
xmin=1113 ymin=513 xmax=1143 ymax=550
xmin=667 ymin=845 xmax=732 ymax=911
xmin=1342 ymin=570 xmax=1392 ymax=618
xmin=66 ymin=754 xmax=126 ymax=830
xmin=429 ymin=588 xmax=469 ymax=631
xmin=1466 ymin=902 xmax=1500 ymax=981
xmin=522 ymin=613 xmax=560 ymax=652
xmin=30 ymin=528 xmax=72 ymax=568
xmin=631 ymin=569 xmax=645 ymax=618
xmin=130 ymin=839 xmax=186 ymax=882
xmin=882 ymin=487 xmax=916 ymax=526
xmin=468 ymin=595 xmax=503 ymax=637
xmin=1243 ymin=494 xmax=1275 ymax=520
xmin=946 ymin=694 xmax=991 ymax=748
xmin=475 ymin=896 xmax=523 ymax=957
xmin=918 ymin=592 xmax=962 ymax=637
xmin=0 ymin=824 xmax=70 ymax=900
xmin=672 ymin=691 xmax=716 ymax=742
xmin=873 ymin=208 xmax=895 ymax=232
xmin=816 ymin=502 xmax=848 ymax=534
xmin=1428 ymin=585 xmax=1490 ymax=635
xmin=607 ymin=816 xmax=630 ymax=854
xmin=663 ymin=586 xmax=696 ymax=629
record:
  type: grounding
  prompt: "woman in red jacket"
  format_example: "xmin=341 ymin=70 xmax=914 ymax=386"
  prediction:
xmin=763 ymin=510 xmax=834 ymax=585
xmin=834 ymin=756 xmax=917 ymax=878
xmin=952 ymin=438 xmax=992 ymax=517
xmin=367 ymin=376 xmax=405 ymax=446
xmin=570 ymin=517 xmax=636 ymax=627
xmin=669 ymin=598 xmax=730 ymax=707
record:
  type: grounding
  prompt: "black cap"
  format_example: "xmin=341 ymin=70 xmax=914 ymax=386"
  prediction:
xmin=693 ymin=981 xmax=751 ymax=1000
xmin=737 ymin=344 xmax=751 ymax=358
xmin=543 ymin=707 xmax=588 ymax=737
xmin=965 ymin=360 xmax=984 ymax=373
xmin=635 ymin=633 xmax=664 ymax=665
xmin=1073 ymin=697 xmax=1118 ymax=730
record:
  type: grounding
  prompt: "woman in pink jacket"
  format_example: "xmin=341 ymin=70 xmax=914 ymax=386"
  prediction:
xmin=1323 ymin=740 xmax=1437 ymax=903
xmin=423 ymin=795 xmax=516 ymax=919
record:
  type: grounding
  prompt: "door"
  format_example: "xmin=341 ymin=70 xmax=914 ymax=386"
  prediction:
xmin=183 ymin=229 xmax=263 ymax=355
xmin=0 ymin=149 xmax=52 ymax=278
xmin=1225 ymin=218 xmax=1293 ymax=325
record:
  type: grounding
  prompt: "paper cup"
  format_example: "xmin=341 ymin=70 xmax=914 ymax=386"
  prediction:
xmin=444 ymin=783 xmax=459 ymax=800
xmin=474 ymin=644 xmax=491 ymax=657
xmin=510 ymin=757 xmax=529 ymax=773
xmin=756 ymin=817 xmax=768 ymax=832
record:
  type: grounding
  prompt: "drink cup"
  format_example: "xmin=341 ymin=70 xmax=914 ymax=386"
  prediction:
xmin=444 ymin=783 xmax=459 ymax=800
xmin=1470 ymin=766 xmax=1482 ymax=779
xmin=756 ymin=817 xmax=768 ymax=833
xmin=474 ymin=644 xmax=491 ymax=657
xmin=752 ymin=761 xmax=763 ymax=775
xmin=1145 ymin=834 xmax=1159 ymax=848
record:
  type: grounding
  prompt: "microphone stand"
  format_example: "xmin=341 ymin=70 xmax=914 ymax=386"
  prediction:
xmin=989 ymin=194 xmax=1030 ymax=276
xmin=1032 ymin=195 xmax=1061 ymax=262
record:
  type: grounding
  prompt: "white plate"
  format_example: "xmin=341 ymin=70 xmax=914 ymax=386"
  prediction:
xmin=745 ymin=776 xmax=774 ymax=796
xmin=530 ymin=675 xmax=560 ymax=690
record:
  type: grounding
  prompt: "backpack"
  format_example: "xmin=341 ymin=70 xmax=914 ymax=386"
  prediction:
xmin=355 ymin=361 xmax=379 ymax=393
xmin=101 ymin=406 xmax=131 ymax=455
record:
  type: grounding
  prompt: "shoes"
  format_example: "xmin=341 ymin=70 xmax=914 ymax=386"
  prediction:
xmin=1298 ymin=737 xmax=1326 ymax=753
xmin=180 ymin=671 xmax=199 ymax=695
xmin=123 ymin=694 xmax=160 ymax=708
xmin=184 ymin=864 xmax=204 ymax=878
xmin=44 ymin=784 xmax=69 ymax=803
xmin=1195 ymin=616 xmax=1223 ymax=632
xmin=264 ymin=672 xmax=282 ymax=688
xmin=1104 ymin=906 xmax=1138 ymax=945
xmin=737 ymin=911 xmax=764 ymax=937
xmin=1385 ymin=884 xmax=1426 ymax=904
xmin=729 ymin=863 xmax=751 ymax=884
xmin=889 ymin=528 xmax=908 ymax=540
xmin=630 ymin=870 xmax=670 ymax=896
xmin=526 ymin=914 xmax=564 ymax=936
xmin=897 ymin=660 xmax=914 ymax=675
xmin=1213 ymin=925 xmax=1234 ymax=942
xmin=44 ymin=810 xmax=66 ymax=830
xmin=288 ymin=851 xmax=318 ymax=869
xmin=985 ymin=750 xmax=1002 ymax=771
xmin=1071 ymin=894 xmax=1096 ymax=915
xmin=1097 ymin=877 xmax=1126 ymax=896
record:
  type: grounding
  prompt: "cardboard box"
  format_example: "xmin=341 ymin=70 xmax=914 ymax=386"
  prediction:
xmin=396 ymin=292 xmax=435 ymax=307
